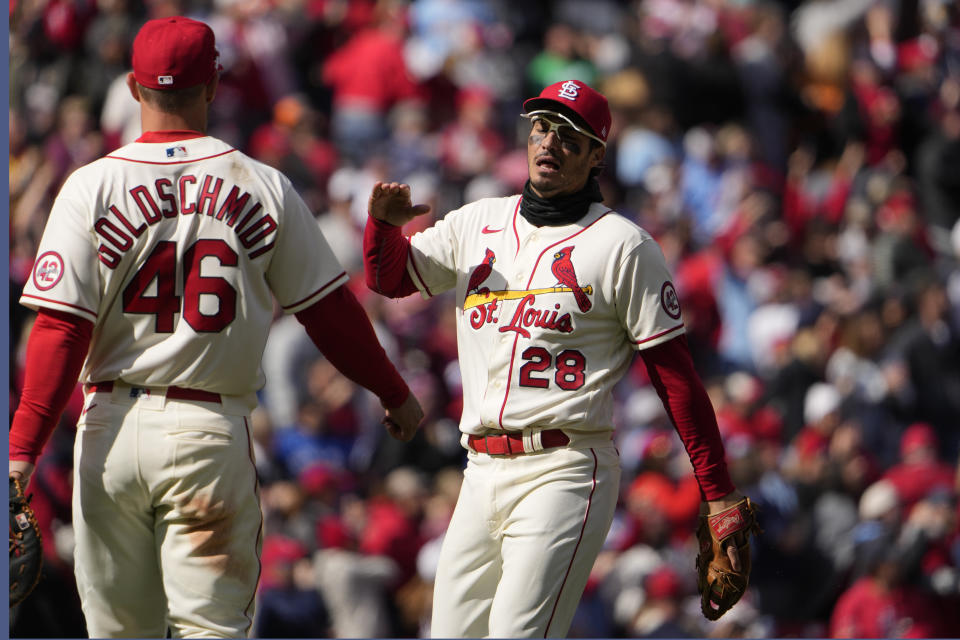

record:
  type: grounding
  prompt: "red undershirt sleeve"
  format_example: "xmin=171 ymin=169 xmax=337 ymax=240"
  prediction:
xmin=294 ymin=285 xmax=410 ymax=408
xmin=10 ymin=309 xmax=94 ymax=464
xmin=639 ymin=334 xmax=735 ymax=501
xmin=363 ymin=216 xmax=418 ymax=298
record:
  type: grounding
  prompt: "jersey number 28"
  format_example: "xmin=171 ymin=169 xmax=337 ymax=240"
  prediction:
xmin=519 ymin=347 xmax=586 ymax=390
xmin=122 ymin=239 xmax=237 ymax=333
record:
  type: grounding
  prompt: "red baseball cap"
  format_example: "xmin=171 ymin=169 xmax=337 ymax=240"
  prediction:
xmin=645 ymin=566 xmax=683 ymax=600
xmin=523 ymin=80 xmax=612 ymax=144
xmin=132 ymin=17 xmax=220 ymax=90
xmin=316 ymin=516 xmax=353 ymax=550
xmin=900 ymin=422 xmax=938 ymax=458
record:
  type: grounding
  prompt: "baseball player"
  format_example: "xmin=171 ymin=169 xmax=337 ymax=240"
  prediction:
xmin=9 ymin=17 xmax=423 ymax=638
xmin=364 ymin=80 xmax=750 ymax=637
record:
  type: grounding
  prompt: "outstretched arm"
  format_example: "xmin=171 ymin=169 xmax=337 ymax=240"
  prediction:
xmin=363 ymin=216 xmax=418 ymax=298
xmin=363 ymin=182 xmax=433 ymax=299
xmin=295 ymin=285 xmax=423 ymax=441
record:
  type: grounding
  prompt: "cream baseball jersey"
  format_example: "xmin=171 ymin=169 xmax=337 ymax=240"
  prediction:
xmin=406 ymin=195 xmax=685 ymax=437
xmin=21 ymin=136 xmax=347 ymax=395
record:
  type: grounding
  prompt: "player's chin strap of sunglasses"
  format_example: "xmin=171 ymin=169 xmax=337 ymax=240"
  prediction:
xmin=467 ymin=429 xmax=570 ymax=455
xmin=522 ymin=110 xmax=607 ymax=147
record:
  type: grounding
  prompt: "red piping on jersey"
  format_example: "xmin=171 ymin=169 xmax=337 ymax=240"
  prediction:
xmin=242 ymin=416 xmax=264 ymax=634
xmin=136 ymin=130 xmax=206 ymax=143
xmin=496 ymin=210 xmax=611 ymax=429
xmin=497 ymin=333 xmax=522 ymax=430
xmin=524 ymin=211 xmax=611 ymax=290
xmin=105 ymin=148 xmax=236 ymax=166
xmin=280 ymin=271 xmax=347 ymax=310
xmin=511 ymin=198 xmax=522 ymax=257
xmin=495 ymin=196 xmax=525 ymax=425
xmin=632 ymin=322 xmax=685 ymax=345
xmin=20 ymin=294 xmax=98 ymax=318
xmin=544 ymin=448 xmax=599 ymax=636
xmin=407 ymin=243 xmax=433 ymax=297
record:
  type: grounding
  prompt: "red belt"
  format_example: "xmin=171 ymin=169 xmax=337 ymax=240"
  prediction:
xmin=467 ymin=430 xmax=569 ymax=455
xmin=85 ymin=381 xmax=222 ymax=404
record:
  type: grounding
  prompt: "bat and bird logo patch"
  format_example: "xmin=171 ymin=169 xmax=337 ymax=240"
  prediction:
xmin=463 ymin=246 xmax=593 ymax=335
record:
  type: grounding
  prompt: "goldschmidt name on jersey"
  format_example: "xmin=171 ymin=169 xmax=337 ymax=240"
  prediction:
xmin=95 ymin=174 xmax=277 ymax=268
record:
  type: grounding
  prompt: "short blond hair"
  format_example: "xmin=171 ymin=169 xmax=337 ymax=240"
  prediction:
xmin=137 ymin=82 xmax=205 ymax=113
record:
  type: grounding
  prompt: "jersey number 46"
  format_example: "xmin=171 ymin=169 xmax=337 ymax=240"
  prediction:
xmin=122 ymin=239 xmax=238 ymax=333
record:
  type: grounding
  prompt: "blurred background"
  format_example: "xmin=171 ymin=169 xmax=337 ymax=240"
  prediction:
xmin=8 ymin=0 xmax=960 ymax=636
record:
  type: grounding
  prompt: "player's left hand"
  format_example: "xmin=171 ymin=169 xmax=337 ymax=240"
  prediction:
xmin=382 ymin=391 xmax=424 ymax=442
xmin=696 ymin=493 xmax=760 ymax=620
xmin=705 ymin=492 xmax=748 ymax=570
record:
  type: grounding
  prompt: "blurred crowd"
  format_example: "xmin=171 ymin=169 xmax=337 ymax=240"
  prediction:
xmin=9 ymin=0 xmax=960 ymax=637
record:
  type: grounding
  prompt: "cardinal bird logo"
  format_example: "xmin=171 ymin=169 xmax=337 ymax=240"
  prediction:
xmin=467 ymin=248 xmax=496 ymax=295
xmin=551 ymin=246 xmax=591 ymax=312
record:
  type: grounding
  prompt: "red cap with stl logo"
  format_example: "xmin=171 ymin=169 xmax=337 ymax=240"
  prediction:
xmin=523 ymin=80 xmax=612 ymax=143
xmin=132 ymin=17 xmax=220 ymax=91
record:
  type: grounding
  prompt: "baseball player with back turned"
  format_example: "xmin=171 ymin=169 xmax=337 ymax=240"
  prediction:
xmin=8 ymin=17 xmax=423 ymax=638
xmin=364 ymin=80 xmax=754 ymax=637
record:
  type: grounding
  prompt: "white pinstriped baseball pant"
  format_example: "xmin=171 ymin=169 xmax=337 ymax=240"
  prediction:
xmin=431 ymin=444 xmax=620 ymax=638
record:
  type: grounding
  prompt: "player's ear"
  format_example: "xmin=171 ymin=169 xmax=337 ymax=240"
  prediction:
xmin=205 ymin=74 xmax=219 ymax=104
xmin=589 ymin=144 xmax=605 ymax=170
xmin=126 ymin=72 xmax=141 ymax=103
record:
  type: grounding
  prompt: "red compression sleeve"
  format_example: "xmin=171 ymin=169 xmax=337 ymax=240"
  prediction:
xmin=295 ymin=285 xmax=410 ymax=408
xmin=639 ymin=334 xmax=735 ymax=501
xmin=11 ymin=309 xmax=94 ymax=463
xmin=363 ymin=216 xmax=419 ymax=298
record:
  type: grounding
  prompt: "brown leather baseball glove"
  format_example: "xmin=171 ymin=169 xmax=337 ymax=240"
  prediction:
xmin=10 ymin=476 xmax=43 ymax=606
xmin=695 ymin=497 xmax=759 ymax=621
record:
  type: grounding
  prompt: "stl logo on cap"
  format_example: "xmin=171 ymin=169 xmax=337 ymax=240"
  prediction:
xmin=524 ymin=79 xmax=611 ymax=144
xmin=557 ymin=80 xmax=582 ymax=101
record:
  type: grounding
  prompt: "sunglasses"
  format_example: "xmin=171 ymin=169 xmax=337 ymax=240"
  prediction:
xmin=522 ymin=110 xmax=607 ymax=148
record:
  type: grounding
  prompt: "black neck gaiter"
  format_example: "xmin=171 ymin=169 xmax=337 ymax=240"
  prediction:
xmin=519 ymin=177 xmax=604 ymax=227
